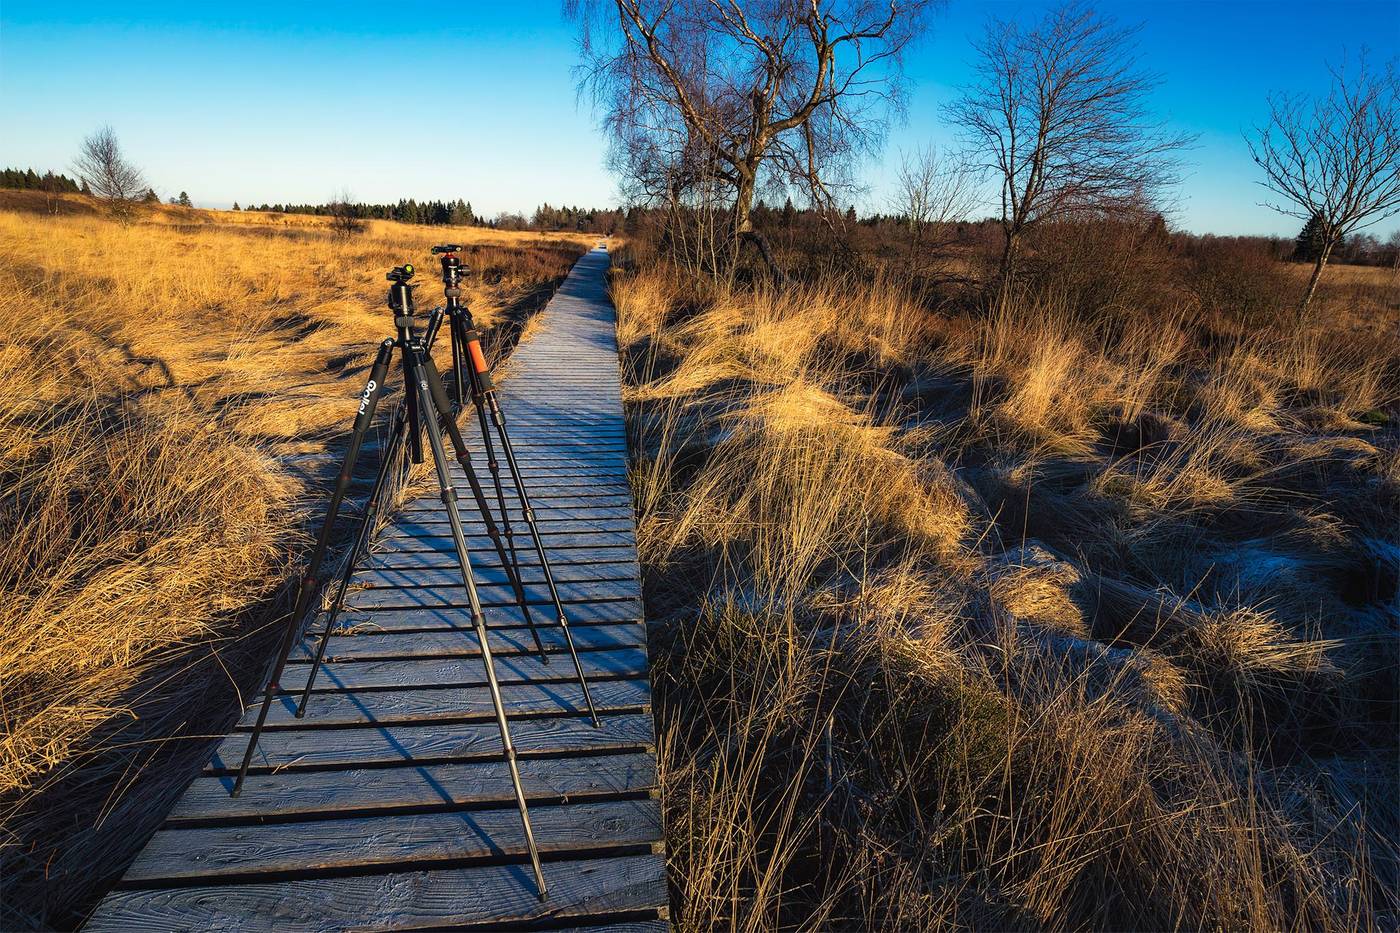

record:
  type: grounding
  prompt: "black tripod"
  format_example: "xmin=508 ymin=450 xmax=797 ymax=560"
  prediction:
xmin=434 ymin=244 xmax=601 ymax=727
xmin=230 ymin=263 xmax=555 ymax=899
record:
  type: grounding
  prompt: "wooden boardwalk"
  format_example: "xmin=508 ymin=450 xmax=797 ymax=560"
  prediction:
xmin=86 ymin=246 xmax=670 ymax=931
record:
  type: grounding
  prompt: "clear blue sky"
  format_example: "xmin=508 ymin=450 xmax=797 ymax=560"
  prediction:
xmin=2 ymin=0 xmax=1396 ymax=236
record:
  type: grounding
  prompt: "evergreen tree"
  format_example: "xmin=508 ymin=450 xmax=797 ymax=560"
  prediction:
xmin=143 ymin=188 xmax=159 ymax=203
xmin=232 ymin=202 xmax=240 ymax=211
xmin=177 ymin=191 xmax=192 ymax=207
xmin=1294 ymin=213 xmax=1327 ymax=263
xmin=1146 ymin=213 xmax=1170 ymax=249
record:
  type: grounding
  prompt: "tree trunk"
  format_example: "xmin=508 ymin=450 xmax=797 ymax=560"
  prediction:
xmin=1297 ymin=238 xmax=1335 ymax=320
xmin=732 ymin=174 xmax=785 ymax=284
xmin=741 ymin=230 xmax=786 ymax=286
xmin=997 ymin=227 xmax=1021 ymax=309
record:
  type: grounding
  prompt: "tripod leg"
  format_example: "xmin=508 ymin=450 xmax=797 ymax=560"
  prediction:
xmin=232 ymin=339 xmax=395 ymax=797
xmin=411 ymin=364 xmax=549 ymax=902
xmin=450 ymin=312 xmax=467 ymax=410
xmin=423 ymin=306 xmax=446 ymax=350
xmin=487 ymin=394 xmax=602 ymax=727
xmin=471 ymin=383 xmax=521 ymax=578
xmin=456 ymin=317 xmax=519 ymax=576
xmin=460 ymin=321 xmax=523 ymax=571
xmin=294 ymin=408 xmax=408 ymax=717
xmin=420 ymin=353 xmax=549 ymax=663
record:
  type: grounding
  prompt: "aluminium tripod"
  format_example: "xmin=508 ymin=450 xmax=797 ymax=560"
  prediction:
xmin=229 ymin=263 xmax=561 ymax=899
xmin=433 ymin=244 xmax=601 ymax=727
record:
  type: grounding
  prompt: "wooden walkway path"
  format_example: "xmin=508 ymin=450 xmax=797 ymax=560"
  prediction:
xmin=86 ymin=246 xmax=670 ymax=931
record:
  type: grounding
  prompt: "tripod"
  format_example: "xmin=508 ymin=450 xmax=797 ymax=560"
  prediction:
xmin=434 ymin=244 xmax=601 ymax=727
xmin=230 ymin=263 xmax=556 ymax=899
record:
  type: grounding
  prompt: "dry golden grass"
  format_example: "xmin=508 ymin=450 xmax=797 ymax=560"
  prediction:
xmin=0 ymin=197 xmax=587 ymax=927
xmin=614 ymin=239 xmax=1398 ymax=930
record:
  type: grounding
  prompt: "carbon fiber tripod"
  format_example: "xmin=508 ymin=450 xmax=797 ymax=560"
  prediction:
xmin=433 ymin=244 xmax=601 ymax=727
xmin=229 ymin=263 xmax=555 ymax=898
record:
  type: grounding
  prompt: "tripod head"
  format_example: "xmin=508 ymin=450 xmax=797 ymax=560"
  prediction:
xmin=386 ymin=264 xmax=417 ymax=318
xmin=433 ymin=244 xmax=472 ymax=311
xmin=433 ymin=244 xmax=470 ymax=289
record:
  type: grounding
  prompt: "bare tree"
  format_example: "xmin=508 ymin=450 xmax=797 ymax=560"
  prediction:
xmin=1248 ymin=55 xmax=1400 ymax=316
xmin=946 ymin=2 xmax=1191 ymax=302
xmin=328 ymin=189 xmax=365 ymax=238
xmin=569 ymin=0 xmax=937 ymax=279
xmin=888 ymin=144 xmax=979 ymax=253
xmin=71 ymin=126 xmax=147 ymax=222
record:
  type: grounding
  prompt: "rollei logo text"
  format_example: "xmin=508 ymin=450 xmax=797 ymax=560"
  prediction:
xmin=358 ymin=380 xmax=377 ymax=415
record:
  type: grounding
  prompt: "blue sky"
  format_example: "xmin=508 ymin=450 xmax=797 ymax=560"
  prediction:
xmin=2 ymin=1 xmax=1396 ymax=235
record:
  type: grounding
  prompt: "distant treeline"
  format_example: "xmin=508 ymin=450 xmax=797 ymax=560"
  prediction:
xmin=243 ymin=199 xmax=478 ymax=227
xmin=8 ymin=166 xmax=1386 ymax=264
xmin=1 ymin=168 xmax=87 ymax=193
xmin=242 ymin=199 xmax=626 ymax=234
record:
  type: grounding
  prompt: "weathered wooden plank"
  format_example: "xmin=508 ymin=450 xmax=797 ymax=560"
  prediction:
xmin=447 ymin=471 xmax=627 ymax=484
xmin=172 ymin=752 xmax=657 ymax=824
xmin=124 ymin=798 xmax=661 ymax=882
xmin=372 ymin=531 xmax=635 ymax=552
xmin=88 ymin=855 xmax=667 ymax=932
xmin=363 ymin=546 xmax=638 ymax=570
xmin=271 ymin=648 xmax=648 ymax=694
xmin=441 ymin=482 xmax=633 ymax=497
xmin=555 ymin=923 xmax=672 ymax=933
xmin=315 ymin=599 xmax=643 ymax=633
xmin=242 ymin=677 xmax=650 ymax=729
xmin=398 ymin=507 xmax=635 ymax=523
xmin=290 ymin=621 xmax=643 ymax=661
xmin=457 ymin=445 xmax=628 ymax=457
xmin=354 ymin=561 xmax=638 ymax=588
xmin=400 ymin=497 xmax=634 ymax=513
xmin=450 ymin=458 xmax=624 ymax=469
xmin=385 ymin=518 xmax=635 ymax=536
xmin=394 ymin=508 xmax=633 ymax=523
xmin=459 ymin=446 xmax=630 ymax=458
xmin=344 ymin=578 xmax=640 ymax=610
xmin=213 ymin=712 xmax=655 ymax=774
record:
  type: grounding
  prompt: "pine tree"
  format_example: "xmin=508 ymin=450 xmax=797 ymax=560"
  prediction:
xmin=177 ymin=191 xmax=192 ymax=207
xmin=1146 ymin=212 xmax=1170 ymax=247
xmin=1294 ymin=213 xmax=1327 ymax=264
xmin=143 ymin=188 xmax=159 ymax=203
xmin=232 ymin=202 xmax=240 ymax=211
